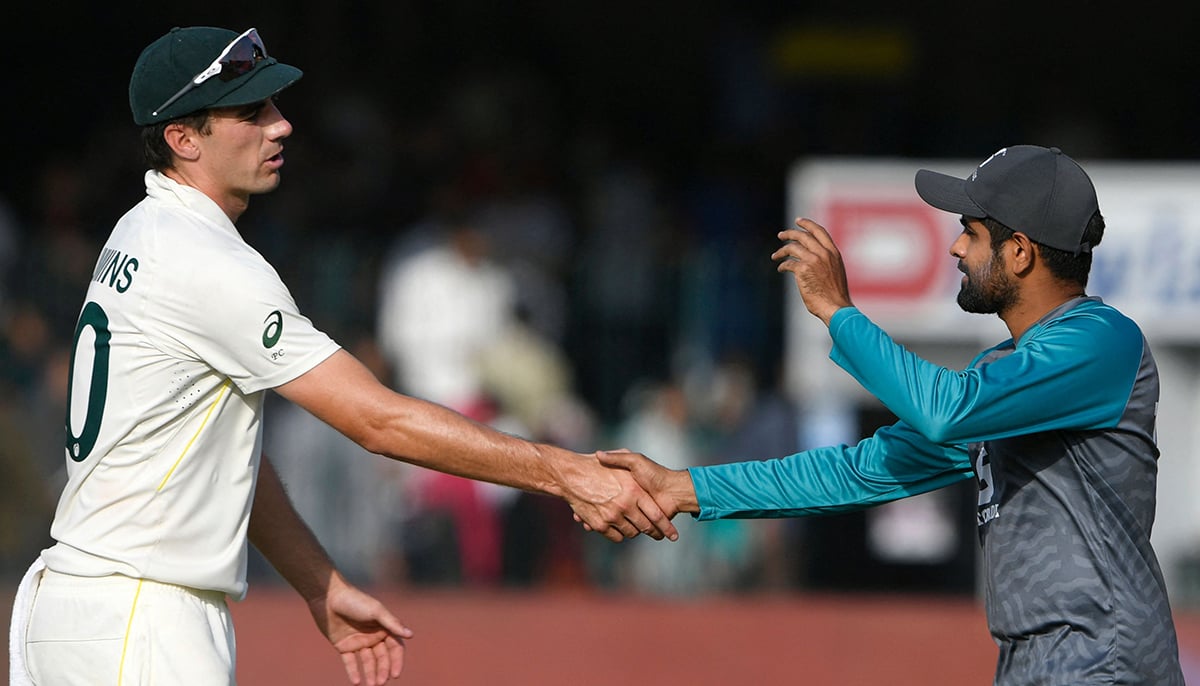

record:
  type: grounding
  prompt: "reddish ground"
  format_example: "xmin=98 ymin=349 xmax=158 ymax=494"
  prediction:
xmin=232 ymin=587 xmax=998 ymax=685
xmin=7 ymin=586 xmax=1200 ymax=685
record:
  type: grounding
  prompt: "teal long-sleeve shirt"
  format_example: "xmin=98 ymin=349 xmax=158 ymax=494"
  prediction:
xmin=690 ymin=299 xmax=1142 ymax=520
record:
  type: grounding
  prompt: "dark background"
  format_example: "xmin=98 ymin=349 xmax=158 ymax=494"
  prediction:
xmin=6 ymin=2 xmax=1197 ymax=416
xmin=8 ymin=2 xmax=1199 ymax=235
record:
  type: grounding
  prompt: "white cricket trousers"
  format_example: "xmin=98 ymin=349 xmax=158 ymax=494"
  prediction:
xmin=9 ymin=559 xmax=236 ymax=685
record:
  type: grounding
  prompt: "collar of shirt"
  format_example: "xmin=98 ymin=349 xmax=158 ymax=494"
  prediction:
xmin=144 ymin=170 xmax=241 ymax=238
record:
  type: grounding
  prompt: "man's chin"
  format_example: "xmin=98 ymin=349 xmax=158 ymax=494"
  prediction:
xmin=956 ymin=289 xmax=994 ymax=315
xmin=252 ymin=174 xmax=283 ymax=195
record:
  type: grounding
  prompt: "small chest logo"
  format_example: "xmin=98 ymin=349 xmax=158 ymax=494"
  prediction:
xmin=262 ymin=310 xmax=283 ymax=349
xmin=974 ymin=444 xmax=999 ymax=526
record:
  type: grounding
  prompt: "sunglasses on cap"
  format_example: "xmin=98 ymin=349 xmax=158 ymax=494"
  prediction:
xmin=152 ymin=28 xmax=269 ymax=118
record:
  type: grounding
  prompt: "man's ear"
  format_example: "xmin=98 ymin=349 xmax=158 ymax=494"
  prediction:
xmin=1008 ymin=232 xmax=1036 ymax=276
xmin=163 ymin=122 xmax=200 ymax=162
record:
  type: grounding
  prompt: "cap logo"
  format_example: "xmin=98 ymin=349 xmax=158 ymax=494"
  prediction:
xmin=970 ymin=147 xmax=1008 ymax=181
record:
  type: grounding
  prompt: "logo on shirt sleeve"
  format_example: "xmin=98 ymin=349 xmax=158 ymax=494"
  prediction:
xmin=262 ymin=310 xmax=283 ymax=349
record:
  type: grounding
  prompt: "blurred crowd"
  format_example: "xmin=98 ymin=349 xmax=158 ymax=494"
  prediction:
xmin=3 ymin=3 xmax=1163 ymax=595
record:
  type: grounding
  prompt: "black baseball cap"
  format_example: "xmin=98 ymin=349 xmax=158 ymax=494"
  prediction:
xmin=914 ymin=145 xmax=1099 ymax=255
xmin=129 ymin=26 xmax=302 ymax=126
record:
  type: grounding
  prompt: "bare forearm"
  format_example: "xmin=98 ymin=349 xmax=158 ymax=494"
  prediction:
xmin=274 ymin=350 xmax=677 ymax=541
xmin=278 ymin=350 xmax=581 ymax=496
xmin=249 ymin=453 xmax=337 ymax=602
xmin=362 ymin=397 xmax=581 ymax=495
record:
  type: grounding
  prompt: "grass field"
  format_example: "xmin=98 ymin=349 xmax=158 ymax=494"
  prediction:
xmin=8 ymin=584 xmax=1200 ymax=684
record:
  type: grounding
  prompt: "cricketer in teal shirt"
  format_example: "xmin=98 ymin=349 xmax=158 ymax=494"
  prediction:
xmin=603 ymin=145 xmax=1184 ymax=685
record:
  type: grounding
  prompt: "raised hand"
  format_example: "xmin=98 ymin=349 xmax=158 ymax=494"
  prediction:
xmin=596 ymin=449 xmax=699 ymax=518
xmin=771 ymin=217 xmax=854 ymax=325
xmin=560 ymin=451 xmax=679 ymax=542
xmin=307 ymin=573 xmax=414 ymax=685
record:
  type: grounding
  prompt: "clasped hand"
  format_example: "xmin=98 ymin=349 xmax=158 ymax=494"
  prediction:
xmin=570 ymin=449 xmax=697 ymax=540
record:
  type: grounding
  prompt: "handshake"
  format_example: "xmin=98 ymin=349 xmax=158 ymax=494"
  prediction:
xmin=564 ymin=449 xmax=699 ymax=543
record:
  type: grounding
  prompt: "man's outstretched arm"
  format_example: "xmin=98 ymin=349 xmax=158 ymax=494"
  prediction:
xmin=600 ymin=421 xmax=973 ymax=521
xmin=250 ymin=453 xmax=413 ymax=686
xmin=275 ymin=349 xmax=677 ymax=543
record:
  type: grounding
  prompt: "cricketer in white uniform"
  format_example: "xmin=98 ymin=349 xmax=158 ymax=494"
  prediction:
xmin=9 ymin=24 xmax=676 ymax=686
xmin=26 ymin=166 xmax=339 ymax=680
xmin=7 ymin=27 xmax=352 ymax=686
xmin=49 ymin=167 xmax=339 ymax=598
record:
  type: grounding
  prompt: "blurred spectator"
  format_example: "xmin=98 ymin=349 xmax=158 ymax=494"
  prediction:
xmin=23 ymin=345 xmax=72 ymax=493
xmin=401 ymin=403 xmax=525 ymax=587
xmin=606 ymin=380 xmax=707 ymax=596
xmin=478 ymin=308 xmax=601 ymax=588
xmin=699 ymin=354 xmax=804 ymax=590
xmin=0 ymin=303 xmax=53 ymax=397
xmin=477 ymin=309 xmax=593 ymax=444
xmin=375 ymin=210 xmax=520 ymax=586
xmin=0 ymin=401 xmax=56 ymax=575
xmin=594 ymin=354 xmax=805 ymax=595
xmin=376 ymin=209 xmax=517 ymax=412
xmin=0 ymin=342 xmax=65 ymax=575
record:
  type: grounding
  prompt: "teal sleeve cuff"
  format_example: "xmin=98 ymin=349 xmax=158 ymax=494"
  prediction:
xmin=687 ymin=466 xmax=715 ymax=521
xmin=827 ymin=306 xmax=862 ymax=343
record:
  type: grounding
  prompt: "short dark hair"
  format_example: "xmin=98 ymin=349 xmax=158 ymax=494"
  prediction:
xmin=140 ymin=110 xmax=212 ymax=172
xmin=983 ymin=210 xmax=1105 ymax=288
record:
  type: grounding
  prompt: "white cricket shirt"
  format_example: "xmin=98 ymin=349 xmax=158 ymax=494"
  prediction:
xmin=41 ymin=171 xmax=340 ymax=598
